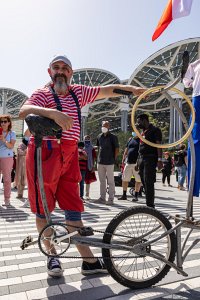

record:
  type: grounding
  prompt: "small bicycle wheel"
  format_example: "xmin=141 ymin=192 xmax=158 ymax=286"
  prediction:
xmin=38 ymin=223 xmax=70 ymax=257
xmin=102 ymin=206 xmax=176 ymax=289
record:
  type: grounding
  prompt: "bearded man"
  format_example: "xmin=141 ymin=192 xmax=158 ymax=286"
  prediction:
xmin=19 ymin=54 xmax=146 ymax=278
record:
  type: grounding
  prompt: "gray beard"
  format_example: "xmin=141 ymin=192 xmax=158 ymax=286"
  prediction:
xmin=54 ymin=79 xmax=68 ymax=95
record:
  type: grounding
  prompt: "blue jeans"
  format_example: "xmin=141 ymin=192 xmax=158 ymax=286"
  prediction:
xmin=80 ymin=170 xmax=86 ymax=198
xmin=177 ymin=165 xmax=187 ymax=187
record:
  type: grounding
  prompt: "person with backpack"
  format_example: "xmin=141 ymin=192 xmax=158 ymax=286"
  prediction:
xmin=118 ymin=132 xmax=141 ymax=202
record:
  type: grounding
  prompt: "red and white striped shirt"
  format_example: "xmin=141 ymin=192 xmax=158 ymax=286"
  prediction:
xmin=26 ymin=84 xmax=100 ymax=141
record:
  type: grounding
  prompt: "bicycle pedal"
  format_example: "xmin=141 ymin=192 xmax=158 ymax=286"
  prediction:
xmin=78 ymin=226 xmax=94 ymax=236
xmin=20 ymin=235 xmax=33 ymax=250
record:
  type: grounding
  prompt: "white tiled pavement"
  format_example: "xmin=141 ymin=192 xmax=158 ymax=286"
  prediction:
xmin=1 ymin=173 xmax=200 ymax=300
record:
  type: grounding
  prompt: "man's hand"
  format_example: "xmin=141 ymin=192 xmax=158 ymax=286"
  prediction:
xmin=19 ymin=104 xmax=74 ymax=131
xmin=132 ymin=87 xmax=147 ymax=96
xmin=52 ymin=111 xmax=73 ymax=131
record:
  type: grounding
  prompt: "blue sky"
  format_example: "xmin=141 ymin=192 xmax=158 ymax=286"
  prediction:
xmin=0 ymin=0 xmax=199 ymax=96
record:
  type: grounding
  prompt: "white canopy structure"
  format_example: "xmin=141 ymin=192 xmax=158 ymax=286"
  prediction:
xmin=1 ymin=37 xmax=200 ymax=142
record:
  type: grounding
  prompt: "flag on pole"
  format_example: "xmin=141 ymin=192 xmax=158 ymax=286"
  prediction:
xmin=152 ymin=0 xmax=193 ymax=41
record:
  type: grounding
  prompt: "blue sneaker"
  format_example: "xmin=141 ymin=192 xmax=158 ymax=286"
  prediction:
xmin=47 ymin=257 xmax=63 ymax=277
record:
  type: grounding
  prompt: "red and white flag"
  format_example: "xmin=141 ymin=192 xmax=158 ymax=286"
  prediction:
xmin=152 ymin=0 xmax=193 ymax=41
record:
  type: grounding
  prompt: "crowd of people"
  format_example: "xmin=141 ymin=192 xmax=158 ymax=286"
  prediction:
xmin=0 ymin=54 xmax=198 ymax=280
xmin=0 ymin=114 xmax=188 ymax=210
xmin=78 ymin=122 xmax=188 ymax=208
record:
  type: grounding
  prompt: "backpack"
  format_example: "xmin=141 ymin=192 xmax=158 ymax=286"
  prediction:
xmin=174 ymin=152 xmax=185 ymax=167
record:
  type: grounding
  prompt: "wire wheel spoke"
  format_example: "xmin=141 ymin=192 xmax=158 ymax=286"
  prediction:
xmin=113 ymin=215 xmax=167 ymax=279
xmin=102 ymin=206 xmax=176 ymax=289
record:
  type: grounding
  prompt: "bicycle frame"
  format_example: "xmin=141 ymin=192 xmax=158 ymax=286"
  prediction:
xmin=43 ymin=216 xmax=190 ymax=277
xmin=112 ymin=51 xmax=198 ymax=279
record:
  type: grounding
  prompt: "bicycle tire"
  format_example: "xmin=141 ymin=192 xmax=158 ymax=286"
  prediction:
xmin=102 ymin=206 xmax=176 ymax=289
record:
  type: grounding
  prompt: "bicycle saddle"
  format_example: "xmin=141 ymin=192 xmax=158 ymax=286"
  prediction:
xmin=25 ymin=114 xmax=62 ymax=147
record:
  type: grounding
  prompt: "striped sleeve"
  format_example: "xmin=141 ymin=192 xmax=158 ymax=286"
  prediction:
xmin=25 ymin=89 xmax=47 ymax=107
xmin=80 ymin=85 xmax=100 ymax=108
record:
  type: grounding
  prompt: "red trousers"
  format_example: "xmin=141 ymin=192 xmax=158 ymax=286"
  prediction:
xmin=26 ymin=139 xmax=84 ymax=215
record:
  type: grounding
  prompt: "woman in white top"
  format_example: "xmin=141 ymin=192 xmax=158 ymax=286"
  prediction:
xmin=0 ymin=115 xmax=16 ymax=206
xmin=183 ymin=59 xmax=200 ymax=196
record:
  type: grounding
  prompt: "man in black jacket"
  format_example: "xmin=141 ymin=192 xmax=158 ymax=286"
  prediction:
xmin=136 ymin=114 xmax=162 ymax=208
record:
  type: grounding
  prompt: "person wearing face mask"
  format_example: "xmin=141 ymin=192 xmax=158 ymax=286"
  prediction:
xmin=136 ymin=114 xmax=162 ymax=208
xmin=118 ymin=131 xmax=142 ymax=202
xmin=95 ymin=121 xmax=119 ymax=205
xmin=84 ymin=135 xmax=97 ymax=200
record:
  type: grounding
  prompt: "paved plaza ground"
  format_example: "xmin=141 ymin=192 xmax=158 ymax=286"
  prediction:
xmin=1 ymin=173 xmax=200 ymax=300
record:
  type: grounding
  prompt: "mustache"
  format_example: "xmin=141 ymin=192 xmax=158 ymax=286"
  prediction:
xmin=53 ymin=73 xmax=68 ymax=82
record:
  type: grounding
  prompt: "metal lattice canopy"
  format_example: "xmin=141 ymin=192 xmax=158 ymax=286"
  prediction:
xmin=72 ymin=68 xmax=121 ymax=119
xmin=0 ymin=87 xmax=28 ymax=140
xmin=71 ymin=38 xmax=200 ymax=139
xmin=128 ymin=37 xmax=200 ymax=113
xmin=1 ymin=38 xmax=199 ymax=142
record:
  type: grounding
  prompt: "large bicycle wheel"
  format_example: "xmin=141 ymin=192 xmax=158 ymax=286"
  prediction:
xmin=102 ymin=206 xmax=176 ymax=289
